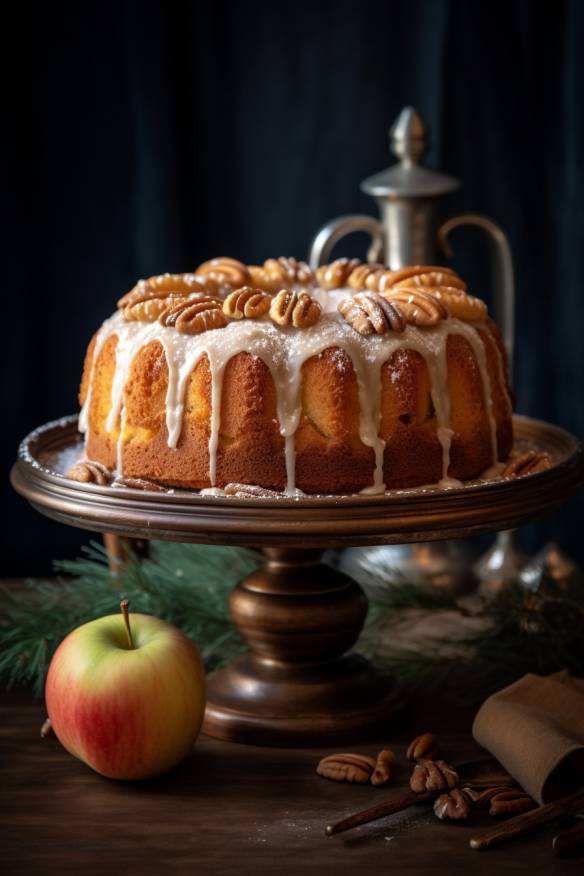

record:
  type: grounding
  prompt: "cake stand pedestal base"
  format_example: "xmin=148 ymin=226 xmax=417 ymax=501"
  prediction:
xmin=202 ymin=549 xmax=398 ymax=746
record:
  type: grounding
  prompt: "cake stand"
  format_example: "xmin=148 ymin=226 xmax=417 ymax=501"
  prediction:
xmin=11 ymin=414 xmax=584 ymax=746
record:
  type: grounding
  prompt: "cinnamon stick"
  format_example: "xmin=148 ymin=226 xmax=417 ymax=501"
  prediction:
xmin=470 ymin=788 xmax=584 ymax=851
xmin=325 ymin=790 xmax=434 ymax=836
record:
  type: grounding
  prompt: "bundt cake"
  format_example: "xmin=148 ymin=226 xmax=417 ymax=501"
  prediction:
xmin=73 ymin=257 xmax=513 ymax=495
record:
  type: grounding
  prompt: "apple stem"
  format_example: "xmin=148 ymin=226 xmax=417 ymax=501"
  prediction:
xmin=120 ymin=599 xmax=135 ymax=650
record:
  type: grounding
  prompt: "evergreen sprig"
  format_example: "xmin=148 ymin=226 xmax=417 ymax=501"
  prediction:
xmin=0 ymin=541 xmax=261 ymax=696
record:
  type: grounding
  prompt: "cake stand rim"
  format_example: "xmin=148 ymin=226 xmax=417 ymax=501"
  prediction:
xmin=10 ymin=413 xmax=584 ymax=546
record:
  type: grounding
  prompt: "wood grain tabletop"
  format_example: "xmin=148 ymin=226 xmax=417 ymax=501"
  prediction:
xmin=1 ymin=689 xmax=582 ymax=875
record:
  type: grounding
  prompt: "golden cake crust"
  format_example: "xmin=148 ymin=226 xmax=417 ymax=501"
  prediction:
xmin=77 ymin=259 xmax=514 ymax=494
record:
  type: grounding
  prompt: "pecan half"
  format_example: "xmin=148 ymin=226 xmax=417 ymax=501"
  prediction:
xmin=118 ymin=273 xmax=214 ymax=310
xmin=347 ymin=263 xmax=385 ymax=291
xmin=339 ymin=292 xmax=406 ymax=336
xmin=159 ymin=296 xmax=227 ymax=334
xmin=470 ymin=786 xmax=514 ymax=808
xmin=223 ymin=286 xmax=272 ymax=319
xmin=316 ymin=753 xmax=376 ymax=784
xmin=371 ymin=750 xmax=395 ymax=787
xmin=316 ymin=258 xmax=362 ymax=289
xmin=250 ymin=257 xmax=314 ymax=293
xmin=377 ymin=265 xmax=466 ymax=292
xmin=433 ymin=787 xmax=473 ymax=821
xmin=410 ymin=759 xmax=459 ymax=793
xmin=406 ymin=732 xmax=438 ymax=762
xmin=67 ymin=460 xmax=111 ymax=486
xmin=269 ymin=289 xmax=322 ymax=328
xmin=195 ymin=257 xmax=251 ymax=289
xmin=123 ymin=294 xmax=191 ymax=323
xmin=487 ymin=789 xmax=536 ymax=817
xmin=223 ymin=483 xmax=283 ymax=497
xmin=384 ymin=288 xmax=448 ymax=327
xmin=421 ymin=286 xmax=488 ymax=322
xmin=112 ymin=476 xmax=167 ymax=492
xmin=502 ymin=450 xmax=553 ymax=479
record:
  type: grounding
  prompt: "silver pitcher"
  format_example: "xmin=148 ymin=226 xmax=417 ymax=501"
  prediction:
xmin=311 ymin=107 xmax=517 ymax=596
xmin=309 ymin=106 xmax=514 ymax=366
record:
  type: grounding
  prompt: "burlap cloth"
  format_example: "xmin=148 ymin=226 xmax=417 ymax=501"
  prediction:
xmin=473 ymin=671 xmax=584 ymax=803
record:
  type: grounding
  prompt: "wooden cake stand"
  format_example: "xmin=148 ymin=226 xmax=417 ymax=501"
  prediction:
xmin=11 ymin=415 xmax=584 ymax=746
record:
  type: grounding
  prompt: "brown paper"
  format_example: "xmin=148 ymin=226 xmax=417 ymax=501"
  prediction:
xmin=472 ymin=671 xmax=584 ymax=803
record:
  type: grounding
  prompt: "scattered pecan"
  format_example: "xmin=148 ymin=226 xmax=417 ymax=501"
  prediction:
xmin=67 ymin=460 xmax=111 ymax=486
xmin=502 ymin=450 xmax=553 ymax=479
xmin=384 ymin=288 xmax=448 ymax=327
xmin=195 ymin=257 xmax=251 ymax=289
xmin=316 ymin=258 xmax=362 ymax=289
xmin=269 ymin=289 xmax=322 ymax=328
xmin=433 ymin=787 xmax=473 ymax=821
xmin=377 ymin=265 xmax=466 ymax=292
xmin=112 ymin=477 xmax=167 ymax=492
xmin=316 ymin=753 xmax=376 ymax=784
xmin=339 ymin=292 xmax=406 ymax=336
xmin=406 ymin=732 xmax=438 ymax=762
xmin=420 ymin=286 xmax=488 ymax=322
xmin=371 ymin=750 xmax=395 ymax=787
xmin=159 ymin=296 xmax=228 ymax=334
xmin=223 ymin=483 xmax=283 ymax=497
xmin=410 ymin=759 xmax=459 ymax=793
xmin=223 ymin=286 xmax=272 ymax=319
xmin=488 ymin=789 xmax=536 ymax=817
xmin=347 ymin=263 xmax=385 ymax=291
xmin=469 ymin=786 xmax=513 ymax=808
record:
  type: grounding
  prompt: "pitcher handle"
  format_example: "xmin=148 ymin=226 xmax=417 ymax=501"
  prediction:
xmin=438 ymin=214 xmax=515 ymax=377
xmin=308 ymin=214 xmax=385 ymax=269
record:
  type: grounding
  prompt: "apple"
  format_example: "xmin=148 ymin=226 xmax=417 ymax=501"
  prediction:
xmin=45 ymin=601 xmax=206 ymax=779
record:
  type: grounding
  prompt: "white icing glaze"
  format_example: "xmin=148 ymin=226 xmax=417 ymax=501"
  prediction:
xmin=80 ymin=300 xmax=504 ymax=491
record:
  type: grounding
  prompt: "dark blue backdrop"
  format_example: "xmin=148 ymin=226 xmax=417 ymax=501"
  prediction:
xmin=4 ymin=0 xmax=583 ymax=574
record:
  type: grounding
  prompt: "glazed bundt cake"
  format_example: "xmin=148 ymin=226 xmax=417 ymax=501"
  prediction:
xmin=73 ymin=257 xmax=513 ymax=495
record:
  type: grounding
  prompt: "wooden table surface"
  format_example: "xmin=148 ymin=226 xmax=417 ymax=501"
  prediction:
xmin=1 ymin=689 xmax=582 ymax=875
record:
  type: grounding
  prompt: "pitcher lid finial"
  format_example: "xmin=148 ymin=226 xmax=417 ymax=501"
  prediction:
xmin=361 ymin=106 xmax=460 ymax=200
xmin=390 ymin=106 xmax=427 ymax=165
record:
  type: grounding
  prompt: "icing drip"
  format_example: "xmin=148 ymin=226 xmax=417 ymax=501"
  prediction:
xmin=81 ymin=300 xmax=503 ymax=492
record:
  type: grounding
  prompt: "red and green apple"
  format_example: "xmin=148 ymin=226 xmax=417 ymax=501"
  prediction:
xmin=45 ymin=602 xmax=206 ymax=779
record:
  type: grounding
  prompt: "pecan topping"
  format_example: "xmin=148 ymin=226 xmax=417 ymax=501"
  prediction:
xmin=377 ymin=265 xmax=467 ymax=292
xmin=250 ymin=257 xmax=314 ymax=293
xmin=421 ymin=286 xmax=488 ymax=322
xmin=487 ymin=789 xmax=536 ymax=817
xmin=316 ymin=753 xmax=376 ymax=784
xmin=502 ymin=450 xmax=553 ymax=479
xmin=339 ymin=292 xmax=406 ymax=336
xmin=406 ymin=732 xmax=438 ymax=762
xmin=195 ymin=257 xmax=250 ymax=289
xmin=159 ymin=296 xmax=227 ymax=334
xmin=433 ymin=787 xmax=473 ymax=821
xmin=118 ymin=273 xmax=214 ymax=311
xmin=112 ymin=477 xmax=167 ymax=492
xmin=347 ymin=263 xmax=385 ymax=291
xmin=316 ymin=258 xmax=361 ymax=289
xmin=371 ymin=750 xmax=395 ymax=787
xmin=410 ymin=759 xmax=459 ymax=793
xmin=269 ymin=289 xmax=322 ymax=328
xmin=123 ymin=294 xmax=189 ymax=323
xmin=223 ymin=483 xmax=283 ymax=498
xmin=384 ymin=288 xmax=448 ymax=327
xmin=67 ymin=460 xmax=111 ymax=486
xmin=223 ymin=286 xmax=271 ymax=319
